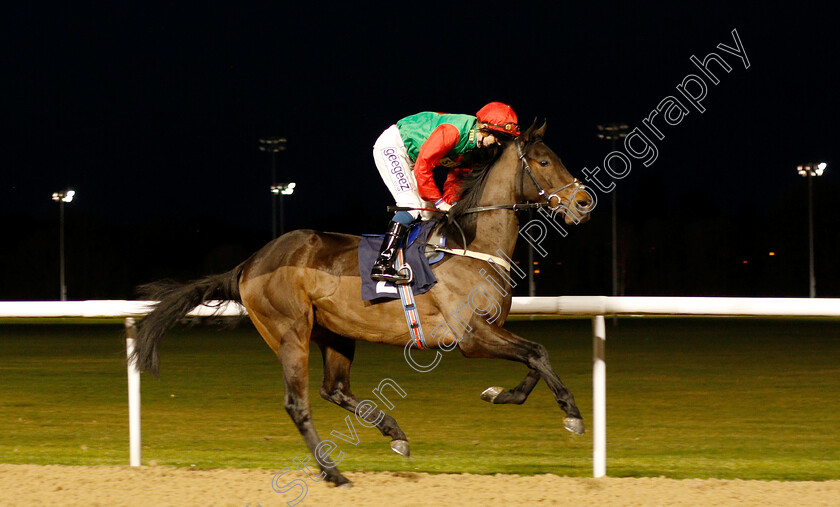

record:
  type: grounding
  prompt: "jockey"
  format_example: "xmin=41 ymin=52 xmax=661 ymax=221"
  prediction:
xmin=370 ymin=102 xmax=520 ymax=284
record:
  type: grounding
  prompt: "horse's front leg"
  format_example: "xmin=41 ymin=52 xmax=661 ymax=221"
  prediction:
xmin=457 ymin=318 xmax=585 ymax=435
xmin=480 ymin=368 xmax=540 ymax=405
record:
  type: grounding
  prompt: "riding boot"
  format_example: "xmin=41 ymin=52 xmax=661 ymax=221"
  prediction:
xmin=370 ymin=221 xmax=411 ymax=284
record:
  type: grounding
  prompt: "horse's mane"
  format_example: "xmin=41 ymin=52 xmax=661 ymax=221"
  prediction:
xmin=439 ymin=139 xmax=513 ymax=248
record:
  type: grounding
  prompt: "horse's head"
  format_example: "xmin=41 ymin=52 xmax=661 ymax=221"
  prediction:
xmin=516 ymin=120 xmax=593 ymax=225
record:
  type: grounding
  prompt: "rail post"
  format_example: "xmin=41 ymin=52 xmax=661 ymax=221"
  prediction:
xmin=125 ymin=317 xmax=141 ymax=467
xmin=592 ymin=314 xmax=606 ymax=477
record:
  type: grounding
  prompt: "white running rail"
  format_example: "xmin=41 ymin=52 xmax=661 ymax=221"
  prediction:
xmin=2 ymin=297 xmax=839 ymax=476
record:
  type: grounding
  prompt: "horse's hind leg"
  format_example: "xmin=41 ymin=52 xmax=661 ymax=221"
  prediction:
xmin=458 ymin=319 xmax=585 ymax=435
xmin=313 ymin=328 xmax=410 ymax=457
xmin=480 ymin=369 xmax=541 ymax=405
xmin=249 ymin=311 xmax=352 ymax=487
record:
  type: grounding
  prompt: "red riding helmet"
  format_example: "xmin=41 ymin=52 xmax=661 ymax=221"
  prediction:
xmin=476 ymin=102 xmax=520 ymax=136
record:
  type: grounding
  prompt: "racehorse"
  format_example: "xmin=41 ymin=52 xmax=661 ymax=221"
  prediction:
xmin=132 ymin=120 xmax=594 ymax=486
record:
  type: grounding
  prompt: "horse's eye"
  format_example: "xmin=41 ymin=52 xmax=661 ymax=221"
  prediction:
xmin=539 ymin=160 xmax=550 ymax=167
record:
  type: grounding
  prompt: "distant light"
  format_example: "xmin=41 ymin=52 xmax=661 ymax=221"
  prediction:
xmin=768 ymin=252 xmax=775 ymax=256
xmin=52 ymin=189 xmax=76 ymax=203
xmin=270 ymin=182 xmax=296 ymax=196
xmin=596 ymin=123 xmax=629 ymax=140
xmin=816 ymin=162 xmax=827 ymax=176
xmin=797 ymin=162 xmax=827 ymax=177
xmin=533 ymin=261 xmax=539 ymax=265
xmin=534 ymin=269 xmax=541 ymax=274
xmin=742 ymin=260 xmax=749 ymax=264
xmin=258 ymin=137 xmax=287 ymax=153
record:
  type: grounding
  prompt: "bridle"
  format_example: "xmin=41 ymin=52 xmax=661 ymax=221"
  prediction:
xmin=460 ymin=138 xmax=584 ymax=215
xmin=385 ymin=137 xmax=589 ymax=269
xmin=386 ymin=138 xmax=586 ymax=218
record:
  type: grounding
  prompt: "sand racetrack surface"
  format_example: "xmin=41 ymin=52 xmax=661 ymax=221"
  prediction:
xmin=2 ymin=465 xmax=839 ymax=506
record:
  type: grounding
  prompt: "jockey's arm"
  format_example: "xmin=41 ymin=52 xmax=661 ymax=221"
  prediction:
xmin=442 ymin=167 xmax=472 ymax=205
xmin=414 ymin=124 xmax=460 ymax=207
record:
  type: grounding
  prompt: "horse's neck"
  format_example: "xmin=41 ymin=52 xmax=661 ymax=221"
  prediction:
xmin=468 ymin=147 xmax=520 ymax=256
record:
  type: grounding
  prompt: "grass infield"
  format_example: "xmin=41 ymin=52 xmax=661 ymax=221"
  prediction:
xmin=1 ymin=318 xmax=838 ymax=480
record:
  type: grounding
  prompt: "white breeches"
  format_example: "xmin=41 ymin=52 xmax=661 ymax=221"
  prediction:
xmin=373 ymin=125 xmax=435 ymax=221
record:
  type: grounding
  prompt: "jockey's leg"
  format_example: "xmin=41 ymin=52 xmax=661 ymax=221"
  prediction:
xmin=373 ymin=125 xmax=440 ymax=221
xmin=371 ymin=125 xmax=428 ymax=283
xmin=370 ymin=215 xmax=412 ymax=284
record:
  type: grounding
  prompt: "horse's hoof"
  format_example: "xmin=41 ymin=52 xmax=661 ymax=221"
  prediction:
xmin=563 ymin=416 xmax=586 ymax=435
xmin=329 ymin=475 xmax=353 ymax=488
xmin=481 ymin=386 xmax=505 ymax=403
xmin=390 ymin=439 xmax=410 ymax=457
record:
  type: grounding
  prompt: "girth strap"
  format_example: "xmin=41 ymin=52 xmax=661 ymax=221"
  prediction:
xmin=431 ymin=247 xmax=512 ymax=271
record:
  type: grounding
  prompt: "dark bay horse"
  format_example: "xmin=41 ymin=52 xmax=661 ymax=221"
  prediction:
xmin=133 ymin=121 xmax=593 ymax=486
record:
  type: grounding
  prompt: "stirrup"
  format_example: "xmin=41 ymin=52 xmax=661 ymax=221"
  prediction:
xmin=370 ymin=263 xmax=411 ymax=284
xmin=394 ymin=262 xmax=413 ymax=285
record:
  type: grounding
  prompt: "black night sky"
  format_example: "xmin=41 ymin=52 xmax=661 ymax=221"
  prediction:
xmin=3 ymin=3 xmax=837 ymax=300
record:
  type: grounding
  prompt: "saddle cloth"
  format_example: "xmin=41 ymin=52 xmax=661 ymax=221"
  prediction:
xmin=358 ymin=221 xmax=443 ymax=301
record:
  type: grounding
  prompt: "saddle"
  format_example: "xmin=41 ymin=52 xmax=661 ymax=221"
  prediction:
xmin=413 ymin=222 xmax=448 ymax=264
xmin=358 ymin=221 xmax=443 ymax=302
xmin=359 ymin=219 xmax=511 ymax=301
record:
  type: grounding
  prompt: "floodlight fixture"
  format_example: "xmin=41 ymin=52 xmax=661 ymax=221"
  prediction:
xmin=797 ymin=162 xmax=827 ymax=177
xmin=52 ymin=189 xmax=76 ymax=203
xmin=258 ymin=137 xmax=287 ymax=153
xmin=271 ymin=182 xmax=296 ymax=196
xmin=596 ymin=123 xmax=629 ymax=141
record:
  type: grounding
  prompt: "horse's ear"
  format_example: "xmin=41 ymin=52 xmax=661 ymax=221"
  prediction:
xmin=536 ymin=119 xmax=547 ymax=139
xmin=521 ymin=118 xmax=547 ymax=142
xmin=521 ymin=117 xmax=540 ymax=141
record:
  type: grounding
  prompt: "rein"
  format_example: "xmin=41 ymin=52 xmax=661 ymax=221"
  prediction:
xmin=384 ymin=138 xmax=585 ymax=271
xmin=459 ymin=138 xmax=581 ymax=215
xmin=386 ymin=139 xmax=581 ymax=217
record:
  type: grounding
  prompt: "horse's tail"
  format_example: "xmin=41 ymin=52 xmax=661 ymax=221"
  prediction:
xmin=131 ymin=262 xmax=246 ymax=376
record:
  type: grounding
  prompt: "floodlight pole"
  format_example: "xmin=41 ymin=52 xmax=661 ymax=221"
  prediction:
xmin=52 ymin=189 xmax=75 ymax=301
xmin=259 ymin=137 xmax=287 ymax=239
xmin=797 ymin=162 xmax=826 ymax=298
xmin=271 ymin=150 xmax=277 ymax=238
xmin=610 ymin=172 xmax=617 ymax=299
xmin=597 ymin=123 xmax=628 ymax=320
xmin=59 ymin=199 xmax=67 ymax=301
xmin=807 ymin=172 xmax=815 ymax=298
xmin=279 ymin=191 xmax=286 ymax=237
